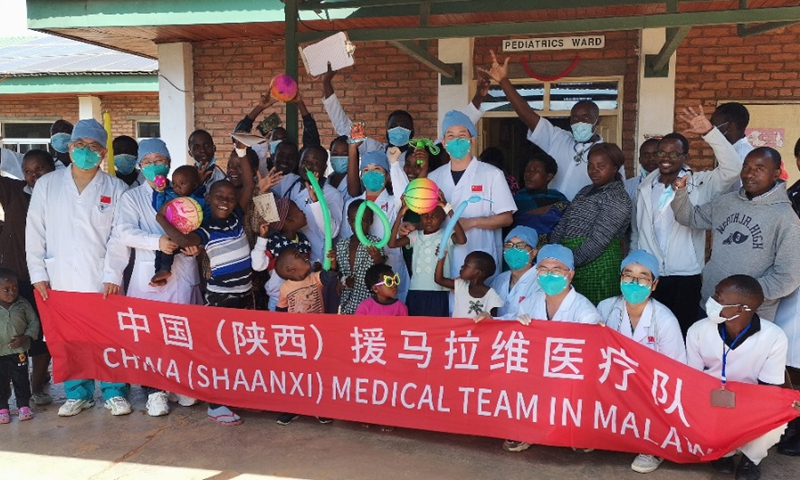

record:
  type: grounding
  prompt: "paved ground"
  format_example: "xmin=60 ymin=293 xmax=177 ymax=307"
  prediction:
xmin=1 ymin=385 xmax=799 ymax=480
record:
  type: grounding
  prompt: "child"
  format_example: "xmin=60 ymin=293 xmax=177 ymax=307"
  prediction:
xmin=0 ymin=269 xmax=40 ymax=424
xmin=686 ymin=275 xmax=789 ymax=480
xmin=156 ymin=148 xmax=256 ymax=426
xmin=356 ymin=264 xmax=408 ymax=316
xmin=435 ymin=250 xmax=503 ymax=321
xmin=597 ymin=249 xmax=686 ymax=474
xmin=274 ymin=246 xmax=340 ymax=426
xmin=151 ymin=165 xmax=206 ymax=286
xmin=334 ymin=199 xmax=386 ymax=315
xmin=389 ymin=201 xmax=466 ymax=317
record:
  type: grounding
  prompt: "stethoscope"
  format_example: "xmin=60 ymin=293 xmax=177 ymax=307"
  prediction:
xmin=608 ymin=296 xmax=659 ymax=353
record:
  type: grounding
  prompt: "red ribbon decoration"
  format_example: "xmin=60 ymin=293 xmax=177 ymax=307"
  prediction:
xmin=521 ymin=56 xmax=581 ymax=82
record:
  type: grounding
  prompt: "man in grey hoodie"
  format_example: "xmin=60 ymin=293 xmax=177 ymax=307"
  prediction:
xmin=671 ymin=147 xmax=800 ymax=321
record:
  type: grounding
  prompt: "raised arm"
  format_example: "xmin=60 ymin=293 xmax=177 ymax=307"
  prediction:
xmin=671 ymin=177 xmax=714 ymax=230
xmin=434 ymin=251 xmax=455 ymax=290
xmin=234 ymin=95 xmax=277 ymax=133
xmin=237 ymin=149 xmax=256 ymax=210
xmin=347 ymin=141 xmax=362 ymax=198
xmin=322 ymin=65 xmax=353 ymax=137
xmin=478 ymin=50 xmax=541 ymax=132
xmin=388 ymin=204 xmax=411 ymax=248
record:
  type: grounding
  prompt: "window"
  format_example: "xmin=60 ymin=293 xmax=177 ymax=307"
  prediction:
xmin=136 ymin=121 xmax=160 ymax=139
xmin=0 ymin=122 xmax=52 ymax=154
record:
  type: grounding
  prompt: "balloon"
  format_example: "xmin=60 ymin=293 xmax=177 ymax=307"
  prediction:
xmin=403 ymin=178 xmax=439 ymax=214
xmin=305 ymin=169 xmax=333 ymax=271
xmin=437 ymin=195 xmax=487 ymax=260
xmin=164 ymin=197 xmax=204 ymax=234
xmin=103 ymin=112 xmax=115 ymax=176
xmin=355 ymin=200 xmax=391 ymax=249
xmin=270 ymin=74 xmax=298 ymax=102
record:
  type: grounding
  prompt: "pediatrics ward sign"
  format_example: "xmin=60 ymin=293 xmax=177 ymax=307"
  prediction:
xmin=503 ymin=36 xmax=605 ymax=52
xmin=38 ymin=291 xmax=799 ymax=464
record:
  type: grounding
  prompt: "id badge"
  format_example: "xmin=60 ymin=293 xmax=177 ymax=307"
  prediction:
xmin=710 ymin=387 xmax=736 ymax=408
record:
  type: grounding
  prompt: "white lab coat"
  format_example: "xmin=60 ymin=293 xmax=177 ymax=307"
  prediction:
xmin=492 ymin=267 xmax=541 ymax=319
xmin=526 ymin=119 xmax=605 ymax=201
xmin=340 ymin=189 xmax=409 ymax=302
xmin=272 ymin=172 xmax=300 ymax=198
xmin=428 ymin=159 xmax=516 ymax=280
xmin=517 ymin=287 xmax=601 ymax=324
xmin=26 ymin=166 xmax=130 ymax=292
xmin=597 ymin=296 xmax=687 ymax=363
xmin=286 ymin=179 xmax=344 ymax=266
xmin=114 ymin=182 xmax=201 ymax=304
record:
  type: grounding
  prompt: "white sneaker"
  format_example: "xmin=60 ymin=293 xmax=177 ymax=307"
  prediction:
xmin=104 ymin=396 xmax=132 ymax=416
xmin=58 ymin=399 xmax=95 ymax=417
xmin=168 ymin=392 xmax=198 ymax=407
xmin=146 ymin=392 xmax=170 ymax=417
xmin=631 ymin=454 xmax=663 ymax=473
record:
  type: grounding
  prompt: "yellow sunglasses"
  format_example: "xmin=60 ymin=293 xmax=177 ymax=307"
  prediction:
xmin=376 ymin=273 xmax=400 ymax=288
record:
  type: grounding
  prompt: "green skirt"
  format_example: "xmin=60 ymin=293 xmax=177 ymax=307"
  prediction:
xmin=559 ymin=237 xmax=622 ymax=306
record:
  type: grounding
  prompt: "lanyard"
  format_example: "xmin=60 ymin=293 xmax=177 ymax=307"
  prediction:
xmin=721 ymin=324 xmax=752 ymax=386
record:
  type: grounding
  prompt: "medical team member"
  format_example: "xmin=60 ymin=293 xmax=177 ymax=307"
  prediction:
xmin=428 ymin=110 xmax=516 ymax=282
xmin=597 ymin=249 xmax=686 ymax=474
xmin=114 ymin=138 xmax=202 ymax=417
xmin=26 ymin=118 xmax=131 ymax=418
xmin=491 ymin=226 xmax=541 ymax=318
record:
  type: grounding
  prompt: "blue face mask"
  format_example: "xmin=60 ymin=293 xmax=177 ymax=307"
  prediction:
xmin=71 ymin=147 xmax=102 ymax=171
xmin=114 ymin=154 xmax=137 ymax=175
xmin=195 ymin=156 xmax=216 ymax=170
xmin=330 ymin=156 xmax=348 ymax=175
xmin=503 ymin=248 xmax=531 ymax=271
xmin=538 ymin=272 xmax=569 ymax=296
xmin=142 ymin=164 xmax=170 ymax=183
xmin=269 ymin=140 xmax=282 ymax=156
xmin=620 ymin=281 xmax=652 ymax=305
xmin=50 ymin=133 xmax=71 ymax=154
xmin=570 ymin=122 xmax=595 ymax=143
xmin=361 ymin=170 xmax=386 ymax=192
xmin=445 ymin=138 xmax=471 ymax=160
xmin=387 ymin=127 xmax=411 ymax=147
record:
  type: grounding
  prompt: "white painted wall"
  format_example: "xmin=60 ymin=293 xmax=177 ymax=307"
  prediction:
xmin=157 ymin=42 xmax=195 ymax=173
xmin=78 ymin=96 xmax=102 ymax=121
xmin=635 ymin=28 xmax=677 ymax=167
xmin=437 ymin=38 xmax=474 ymax=138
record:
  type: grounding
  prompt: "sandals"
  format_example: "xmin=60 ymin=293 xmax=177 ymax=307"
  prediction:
xmin=208 ymin=406 xmax=242 ymax=426
xmin=18 ymin=406 xmax=33 ymax=421
xmin=0 ymin=409 xmax=10 ymax=424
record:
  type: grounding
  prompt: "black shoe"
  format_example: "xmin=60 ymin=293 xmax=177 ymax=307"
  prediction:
xmin=316 ymin=417 xmax=333 ymax=424
xmin=711 ymin=456 xmax=735 ymax=474
xmin=276 ymin=413 xmax=299 ymax=425
xmin=778 ymin=418 xmax=800 ymax=456
xmin=735 ymin=455 xmax=760 ymax=480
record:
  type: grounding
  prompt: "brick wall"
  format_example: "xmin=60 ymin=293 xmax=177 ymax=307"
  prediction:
xmin=474 ymin=31 xmax=641 ymax=172
xmin=193 ymin=38 xmax=439 ymax=164
xmin=0 ymin=93 xmax=158 ymax=139
xmin=675 ymin=24 xmax=800 ymax=170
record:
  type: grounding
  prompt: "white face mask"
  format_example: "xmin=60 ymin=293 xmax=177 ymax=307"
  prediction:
xmin=705 ymin=297 xmax=749 ymax=324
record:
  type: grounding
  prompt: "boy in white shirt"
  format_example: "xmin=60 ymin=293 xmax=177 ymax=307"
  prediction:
xmin=686 ymin=275 xmax=789 ymax=480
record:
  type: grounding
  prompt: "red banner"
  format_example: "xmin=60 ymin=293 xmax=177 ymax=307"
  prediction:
xmin=38 ymin=291 xmax=798 ymax=463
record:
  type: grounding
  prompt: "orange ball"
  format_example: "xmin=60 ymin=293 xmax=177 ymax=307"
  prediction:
xmin=270 ymin=74 xmax=298 ymax=102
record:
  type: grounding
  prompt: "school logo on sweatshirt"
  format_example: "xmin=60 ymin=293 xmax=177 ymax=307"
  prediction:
xmin=716 ymin=212 xmax=764 ymax=250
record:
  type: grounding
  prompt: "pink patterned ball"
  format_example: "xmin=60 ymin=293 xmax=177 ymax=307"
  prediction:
xmin=270 ymin=74 xmax=298 ymax=102
xmin=164 ymin=197 xmax=203 ymax=234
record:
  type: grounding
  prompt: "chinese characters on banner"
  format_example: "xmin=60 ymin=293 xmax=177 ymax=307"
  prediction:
xmin=37 ymin=291 xmax=799 ymax=464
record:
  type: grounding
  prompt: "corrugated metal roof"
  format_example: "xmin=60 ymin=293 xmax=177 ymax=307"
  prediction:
xmin=0 ymin=34 xmax=158 ymax=76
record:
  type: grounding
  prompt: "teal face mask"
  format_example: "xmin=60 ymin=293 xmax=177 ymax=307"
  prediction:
xmin=71 ymin=147 xmax=102 ymax=171
xmin=503 ymin=248 xmax=531 ymax=271
xmin=538 ymin=272 xmax=569 ymax=296
xmin=114 ymin=154 xmax=137 ymax=175
xmin=570 ymin=122 xmax=594 ymax=143
xmin=330 ymin=156 xmax=348 ymax=174
xmin=444 ymin=138 xmax=471 ymax=160
xmin=387 ymin=127 xmax=411 ymax=147
xmin=142 ymin=164 xmax=170 ymax=183
xmin=361 ymin=170 xmax=386 ymax=192
xmin=620 ymin=281 xmax=652 ymax=305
